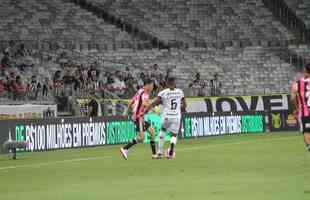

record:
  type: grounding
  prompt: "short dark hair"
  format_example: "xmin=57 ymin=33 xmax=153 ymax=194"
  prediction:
xmin=167 ymin=77 xmax=176 ymax=85
xmin=143 ymin=78 xmax=153 ymax=85
xmin=305 ymin=63 xmax=310 ymax=73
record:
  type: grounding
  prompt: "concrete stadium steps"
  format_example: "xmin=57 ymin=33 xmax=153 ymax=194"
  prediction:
xmin=0 ymin=0 xmax=137 ymax=50
xmin=83 ymin=0 xmax=295 ymax=47
xmin=289 ymin=44 xmax=310 ymax=59
xmin=284 ymin=0 xmax=310 ymax=28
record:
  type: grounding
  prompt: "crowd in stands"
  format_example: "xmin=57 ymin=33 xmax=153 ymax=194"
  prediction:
xmin=0 ymin=43 xmax=218 ymax=102
xmin=0 ymin=42 xmax=36 ymax=101
xmin=188 ymin=73 xmax=221 ymax=97
xmin=0 ymin=42 xmax=185 ymax=101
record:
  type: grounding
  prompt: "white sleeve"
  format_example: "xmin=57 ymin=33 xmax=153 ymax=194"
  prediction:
xmin=158 ymin=90 xmax=165 ymax=99
xmin=180 ymin=89 xmax=185 ymax=98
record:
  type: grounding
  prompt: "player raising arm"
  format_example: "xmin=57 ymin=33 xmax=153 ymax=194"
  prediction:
xmin=120 ymin=78 xmax=157 ymax=159
xmin=145 ymin=77 xmax=187 ymax=159
xmin=291 ymin=62 xmax=310 ymax=152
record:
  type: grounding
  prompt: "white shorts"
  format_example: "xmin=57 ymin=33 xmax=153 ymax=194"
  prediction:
xmin=161 ymin=116 xmax=181 ymax=134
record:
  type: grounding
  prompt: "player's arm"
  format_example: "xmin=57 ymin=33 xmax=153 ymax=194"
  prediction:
xmin=181 ymin=97 xmax=187 ymax=112
xmin=142 ymin=98 xmax=150 ymax=108
xmin=290 ymin=81 xmax=299 ymax=116
xmin=128 ymin=99 xmax=134 ymax=110
xmin=144 ymin=96 xmax=162 ymax=114
xmin=125 ymin=99 xmax=134 ymax=115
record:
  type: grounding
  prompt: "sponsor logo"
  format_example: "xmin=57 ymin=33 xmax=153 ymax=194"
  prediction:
xmin=286 ymin=114 xmax=297 ymax=127
xmin=305 ymin=123 xmax=310 ymax=128
xmin=183 ymin=114 xmax=264 ymax=137
xmin=272 ymin=113 xmax=281 ymax=129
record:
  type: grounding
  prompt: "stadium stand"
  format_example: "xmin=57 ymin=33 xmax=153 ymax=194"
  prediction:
xmin=0 ymin=0 xmax=308 ymax=116
xmin=0 ymin=0 xmax=148 ymax=49
xmin=78 ymin=0 xmax=296 ymax=47
xmin=263 ymin=0 xmax=310 ymax=44
xmin=283 ymin=0 xmax=310 ymax=28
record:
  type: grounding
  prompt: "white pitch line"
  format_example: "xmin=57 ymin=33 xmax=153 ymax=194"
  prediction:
xmin=177 ymin=135 xmax=300 ymax=152
xmin=0 ymin=135 xmax=300 ymax=171
xmin=0 ymin=156 xmax=112 ymax=171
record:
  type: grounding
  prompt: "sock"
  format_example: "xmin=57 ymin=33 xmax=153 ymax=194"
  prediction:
xmin=169 ymin=136 xmax=177 ymax=156
xmin=150 ymin=140 xmax=156 ymax=155
xmin=307 ymin=144 xmax=310 ymax=152
xmin=123 ymin=139 xmax=138 ymax=150
xmin=158 ymin=131 xmax=165 ymax=155
xmin=12 ymin=148 xmax=16 ymax=160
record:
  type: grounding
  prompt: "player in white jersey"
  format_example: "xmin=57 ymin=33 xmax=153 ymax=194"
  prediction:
xmin=144 ymin=77 xmax=187 ymax=159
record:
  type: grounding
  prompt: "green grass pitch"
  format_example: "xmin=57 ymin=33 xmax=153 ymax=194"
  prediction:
xmin=0 ymin=132 xmax=308 ymax=200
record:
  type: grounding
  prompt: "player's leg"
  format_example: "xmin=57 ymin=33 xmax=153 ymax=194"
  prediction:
xmin=145 ymin=122 xmax=156 ymax=157
xmin=166 ymin=118 xmax=180 ymax=159
xmin=304 ymin=133 xmax=310 ymax=152
xmin=156 ymin=118 xmax=169 ymax=158
xmin=155 ymin=127 xmax=166 ymax=158
xmin=167 ymin=132 xmax=177 ymax=159
xmin=120 ymin=120 xmax=144 ymax=159
xmin=301 ymin=117 xmax=310 ymax=152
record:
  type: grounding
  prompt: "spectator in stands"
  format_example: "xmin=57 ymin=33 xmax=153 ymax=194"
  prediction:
xmin=124 ymin=67 xmax=132 ymax=82
xmin=0 ymin=64 xmax=6 ymax=76
xmin=87 ymin=95 xmax=101 ymax=117
xmin=125 ymin=76 xmax=137 ymax=98
xmin=189 ymin=72 xmax=207 ymax=96
xmin=87 ymin=64 xmax=99 ymax=87
xmin=112 ymin=71 xmax=126 ymax=97
xmin=15 ymin=43 xmax=28 ymax=57
xmin=53 ymin=70 xmax=64 ymax=97
xmin=0 ymin=78 xmax=5 ymax=97
xmin=27 ymin=75 xmax=41 ymax=100
xmin=4 ymin=76 xmax=12 ymax=98
xmin=7 ymin=72 xmax=16 ymax=87
xmin=105 ymin=73 xmax=114 ymax=91
xmin=87 ymin=68 xmax=100 ymax=95
xmin=12 ymin=75 xmax=26 ymax=100
xmin=149 ymin=64 xmax=162 ymax=79
xmin=210 ymin=73 xmax=221 ymax=96
xmin=63 ymin=68 xmax=76 ymax=85
xmin=42 ymin=77 xmax=52 ymax=99
xmin=72 ymin=67 xmax=81 ymax=91
xmin=1 ymin=52 xmax=11 ymax=69
xmin=78 ymin=68 xmax=89 ymax=93
xmin=15 ymin=43 xmax=34 ymax=71
xmin=88 ymin=98 xmax=98 ymax=117
xmin=137 ymin=72 xmax=146 ymax=89
xmin=4 ymin=40 xmax=15 ymax=57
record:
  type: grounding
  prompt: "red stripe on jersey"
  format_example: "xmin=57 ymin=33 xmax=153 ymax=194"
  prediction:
xmin=298 ymin=78 xmax=310 ymax=117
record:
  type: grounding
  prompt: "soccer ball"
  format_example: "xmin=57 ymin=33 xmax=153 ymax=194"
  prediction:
xmin=152 ymin=106 xmax=161 ymax=115
xmin=165 ymin=148 xmax=176 ymax=159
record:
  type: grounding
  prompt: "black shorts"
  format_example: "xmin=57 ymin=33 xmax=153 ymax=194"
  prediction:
xmin=301 ymin=117 xmax=310 ymax=134
xmin=134 ymin=120 xmax=151 ymax=133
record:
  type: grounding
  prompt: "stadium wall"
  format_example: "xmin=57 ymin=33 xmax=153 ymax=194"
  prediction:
xmin=0 ymin=94 xmax=299 ymax=154
xmin=0 ymin=112 xmax=266 ymax=154
xmin=76 ymin=94 xmax=292 ymax=116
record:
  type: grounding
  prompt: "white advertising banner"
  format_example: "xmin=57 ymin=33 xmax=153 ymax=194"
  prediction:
xmin=0 ymin=104 xmax=57 ymax=120
xmin=186 ymin=94 xmax=291 ymax=113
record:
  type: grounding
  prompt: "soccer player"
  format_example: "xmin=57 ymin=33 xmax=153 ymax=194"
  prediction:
xmin=120 ymin=78 xmax=157 ymax=159
xmin=291 ymin=62 xmax=310 ymax=152
xmin=145 ymin=77 xmax=186 ymax=159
